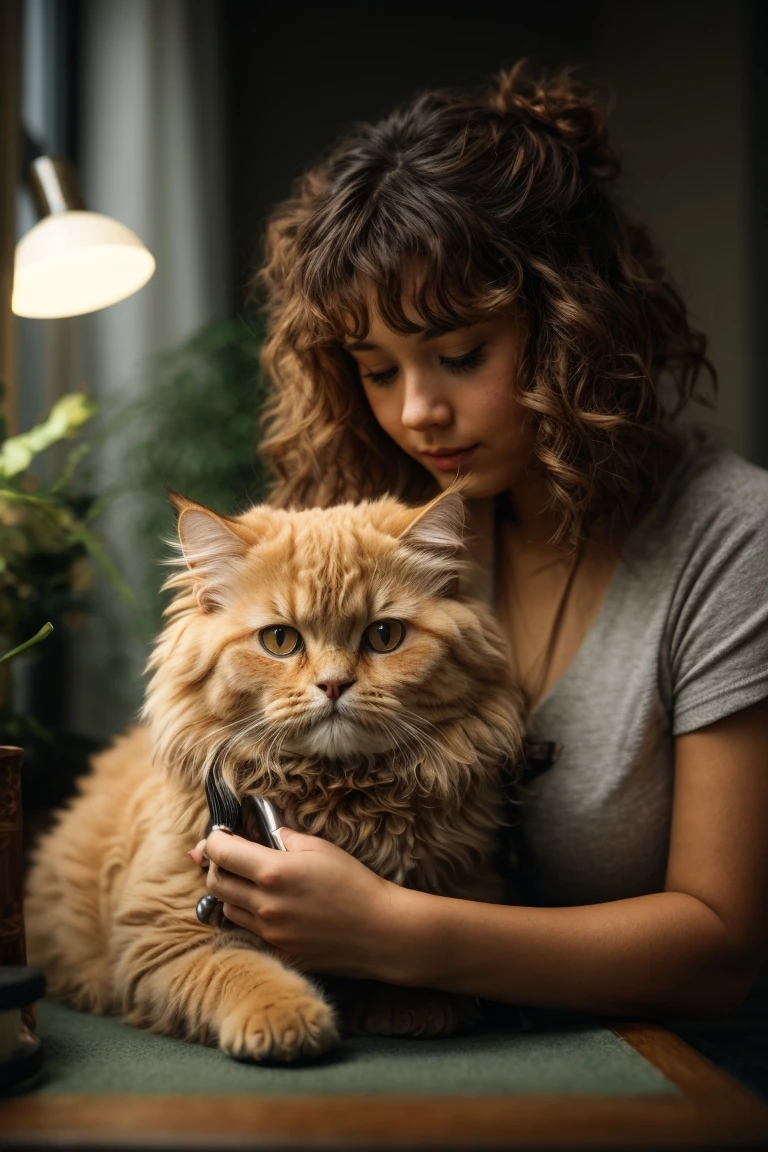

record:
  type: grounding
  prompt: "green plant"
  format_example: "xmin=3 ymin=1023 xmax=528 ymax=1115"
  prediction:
xmin=114 ymin=314 xmax=270 ymax=633
xmin=0 ymin=390 xmax=130 ymax=750
xmin=0 ymin=622 xmax=53 ymax=750
xmin=0 ymin=392 xmax=132 ymax=647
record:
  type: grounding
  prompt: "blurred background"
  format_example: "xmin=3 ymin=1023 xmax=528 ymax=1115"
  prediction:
xmin=0 ymin=0 xmax=765 ymax=815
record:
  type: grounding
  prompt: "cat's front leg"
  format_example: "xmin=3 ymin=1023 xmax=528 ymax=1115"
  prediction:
xmin=115 ymin=922 xmax=338 ymax=1063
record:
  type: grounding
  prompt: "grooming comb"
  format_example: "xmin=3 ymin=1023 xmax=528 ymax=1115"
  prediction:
xmin=196 ymin=766 xmax=241 ymax=926
xmin=246 ymin=795 xmax=287 ymax=852
xmin=195 ymin=769 xmax=286 ymax=927
xmin=204 ymin=765 xmax=241 ymax=834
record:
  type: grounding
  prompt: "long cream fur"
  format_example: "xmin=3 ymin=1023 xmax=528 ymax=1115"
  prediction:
xmin=25 ymin=490 xmax=523 ymax=1061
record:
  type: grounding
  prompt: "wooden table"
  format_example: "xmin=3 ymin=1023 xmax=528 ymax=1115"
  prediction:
xmin=2 ymin=1021 xmax=768 ymax=1149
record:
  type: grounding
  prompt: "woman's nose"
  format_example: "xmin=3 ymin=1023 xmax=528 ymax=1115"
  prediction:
xmin=400 ymin=376 xmax=452 ymax=430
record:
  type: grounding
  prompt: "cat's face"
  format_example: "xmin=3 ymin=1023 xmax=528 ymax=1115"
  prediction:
xmin=148 ymin=490 xmax=504 ymax=770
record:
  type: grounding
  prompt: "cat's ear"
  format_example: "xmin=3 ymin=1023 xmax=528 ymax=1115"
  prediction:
xmin=170 ymin=491 xmax=249 ymax=613
xmin=398 ymin=489 xmax=466 ymax=596
xmin=399 ymin=489 xmax=466 ymax=557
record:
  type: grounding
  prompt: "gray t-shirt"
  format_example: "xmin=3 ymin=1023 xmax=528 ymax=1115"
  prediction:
xmin=516 ymin=428 xmax=768 ymax=1032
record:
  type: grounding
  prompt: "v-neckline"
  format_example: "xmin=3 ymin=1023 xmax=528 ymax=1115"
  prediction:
xmin=526 ymin=548 xmax=627 ymax=722
xmin=490 ymin=508 xmax=625 ymax=723
xmin=515 ymin=433 xmax=704 ymax=718
xmin=494 ymin=437 xmax=697 ymax=725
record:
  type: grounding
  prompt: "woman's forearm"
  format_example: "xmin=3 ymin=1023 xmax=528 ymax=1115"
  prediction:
xmin=379 ymin=888 xmax=752 ymax=1019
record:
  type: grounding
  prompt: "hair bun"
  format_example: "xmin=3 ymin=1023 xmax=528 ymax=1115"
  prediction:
xmin=488 ymin=61 xmax=619 ymax=183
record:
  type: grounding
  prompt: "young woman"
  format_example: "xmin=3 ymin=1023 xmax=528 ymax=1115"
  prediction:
xmin=194 ymin=64 xmax=768 ymax=1090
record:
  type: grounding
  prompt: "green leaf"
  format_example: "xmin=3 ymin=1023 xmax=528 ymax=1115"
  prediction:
xmin=0 ymin=392 xmax=97 ymax=478
xmin=0 ymin=621 xmax=54 ymax=664
xmin=0 ymin=487 xmax=74 ymax=526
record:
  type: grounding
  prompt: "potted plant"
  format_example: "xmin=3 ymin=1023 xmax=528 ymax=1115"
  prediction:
xmin=0 ymin=391 xmax=131 ymax=813
xmin=0 ymin=623 xmax=53 ymax=968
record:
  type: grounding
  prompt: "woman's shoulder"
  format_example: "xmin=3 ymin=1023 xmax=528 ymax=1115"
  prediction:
xmin=681 ymin=426 xmax=768 ymax=501
xmin=641 ymin=426 xmax=768 ymax=556
xmin=647 ymin=428 xmax=768 ymax=735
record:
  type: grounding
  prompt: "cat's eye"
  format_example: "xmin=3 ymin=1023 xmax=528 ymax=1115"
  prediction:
xmin=259 ymin=625 xmax=303 ymax=657
xmin=362 ymin=619 xmax=405 ymax=653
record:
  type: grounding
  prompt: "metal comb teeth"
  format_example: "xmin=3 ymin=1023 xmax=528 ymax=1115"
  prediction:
xmin=204 ymin=766 xmax=241 ymax=833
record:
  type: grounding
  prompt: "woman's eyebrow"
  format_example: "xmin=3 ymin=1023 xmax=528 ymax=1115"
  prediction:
xmin=344 ymin=326 xmax=465 ymax=353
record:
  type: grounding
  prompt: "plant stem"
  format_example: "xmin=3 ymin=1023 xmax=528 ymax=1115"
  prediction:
xmin=0 ymin=622 xmax=54 ymax=665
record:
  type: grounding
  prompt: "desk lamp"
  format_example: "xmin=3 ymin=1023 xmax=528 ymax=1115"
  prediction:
xmin=12 ymin=150 xmax=155 ymax=319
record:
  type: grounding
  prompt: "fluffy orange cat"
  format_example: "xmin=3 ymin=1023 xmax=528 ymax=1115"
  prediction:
xmin=25 ymin=489 xmax=523 ymax=1062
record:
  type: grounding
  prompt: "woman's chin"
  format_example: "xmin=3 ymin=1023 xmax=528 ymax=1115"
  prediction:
xmin=433 ymin=467 xmax=514 ymax=501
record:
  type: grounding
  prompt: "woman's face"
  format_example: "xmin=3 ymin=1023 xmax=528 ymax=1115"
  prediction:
xmin=344 ymin=308 xmax=531 ymax=499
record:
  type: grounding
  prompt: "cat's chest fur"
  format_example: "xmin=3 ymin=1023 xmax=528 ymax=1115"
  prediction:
xmin=238 ymin=752 xmax=505 ymax=897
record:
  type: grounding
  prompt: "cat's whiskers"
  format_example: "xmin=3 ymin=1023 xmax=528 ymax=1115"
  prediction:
xmin=181 ymin=649 xmax=467 ymax=798
xmin=348 ymin=695 xmax=442 ymax=758
xmin=394 ymin=702 xmax=446 ymax=740
xmin=264 ymin=719 xmax=289 ymax=764
xmin=392 ymin=712 xmax=447 ymax=760
xmin=202 ymin=710 xmax=278 ymax=795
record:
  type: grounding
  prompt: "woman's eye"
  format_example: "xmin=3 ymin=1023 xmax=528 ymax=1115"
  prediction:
xmin=363 ymin=366 xmax=398 ymax=386
xmin=360 ymin=345 xmax=485 ymax=386
xmin=259 ymin=625 xmax=303 ymax=657
xmin=362 ymin=619 xmax=405 ymax=653
xmin=440 ymin=344 xmax=486 ymax=373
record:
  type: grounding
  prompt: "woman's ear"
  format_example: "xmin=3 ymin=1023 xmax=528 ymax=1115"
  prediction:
xmin=169 ymin=491 xmax=249 ymax=612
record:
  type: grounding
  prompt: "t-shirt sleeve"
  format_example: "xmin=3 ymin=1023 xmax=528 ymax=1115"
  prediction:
xmin=668 ymin=466 xmax=768 ymax=736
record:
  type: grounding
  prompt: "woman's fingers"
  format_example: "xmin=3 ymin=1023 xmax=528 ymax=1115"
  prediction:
xmin=204 ymin=830 xmax=285 ymax=885
xmin=219 ymin=902 xmax=296 ymax=966
xmin=206 ymin=860 xmax=261 ymax=910
xmin=220 ymin=901 xmax=261 ymax=934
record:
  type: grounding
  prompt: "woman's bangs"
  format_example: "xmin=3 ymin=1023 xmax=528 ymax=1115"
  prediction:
xmin=300 ymin=241 xmax=502 ymax=350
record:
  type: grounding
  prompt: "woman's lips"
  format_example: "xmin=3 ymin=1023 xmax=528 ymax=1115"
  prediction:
xmin=420 ymin=445 xmax=479 ymax=471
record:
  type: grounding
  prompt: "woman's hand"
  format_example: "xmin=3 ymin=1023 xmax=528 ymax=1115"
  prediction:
xmin=190 ymin=828 xmax=409 ymax=981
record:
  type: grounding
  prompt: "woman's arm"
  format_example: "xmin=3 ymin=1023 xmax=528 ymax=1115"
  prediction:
xmin=203 ymin=698 xmax=768 ymax=1020
xmin=385 ymin=697 xmax=768 ymax=1018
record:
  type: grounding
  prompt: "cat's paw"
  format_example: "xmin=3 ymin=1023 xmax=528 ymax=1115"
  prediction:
xmin=347 ymin=985 xmax=469 ymax=1039
xmin=219 ymin=986 xmax=339 ymax=1063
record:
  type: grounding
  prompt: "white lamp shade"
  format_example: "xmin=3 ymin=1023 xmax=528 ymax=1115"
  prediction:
xmin=12 ymin=211 xmax=156 ymax=319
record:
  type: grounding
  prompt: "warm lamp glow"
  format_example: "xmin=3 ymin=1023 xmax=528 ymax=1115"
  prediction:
xmin=12 ymin=211 xmax=156 ymax=319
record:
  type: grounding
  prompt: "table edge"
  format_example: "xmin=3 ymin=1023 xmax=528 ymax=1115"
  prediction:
xmin=2 ymin=1021 xmax=767 ymax=1149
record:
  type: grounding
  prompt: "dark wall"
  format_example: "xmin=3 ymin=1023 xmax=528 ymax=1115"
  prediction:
xmin=747 ymin=0 xmax=768 ymax=467
xmin=224 ymin=1 xmax=600 ymax=303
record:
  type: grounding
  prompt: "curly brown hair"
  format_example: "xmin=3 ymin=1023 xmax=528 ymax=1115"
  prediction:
xmin=255 ymin=62 xmax=715 ymax=545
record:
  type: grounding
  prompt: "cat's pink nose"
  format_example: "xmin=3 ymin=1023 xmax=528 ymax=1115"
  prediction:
xmin=316 ymin=679 xmax=356 ymax=700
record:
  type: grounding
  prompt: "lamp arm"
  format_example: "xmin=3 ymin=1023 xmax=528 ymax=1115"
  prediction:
xmin=20 ymin=127 xmax=85 ymax=217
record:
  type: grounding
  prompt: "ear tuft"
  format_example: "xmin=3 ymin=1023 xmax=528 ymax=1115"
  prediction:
xmin=399 ymin=490 xmax=466 ymax=556
xmin=166 ymin=487 xmax=191 ymax=515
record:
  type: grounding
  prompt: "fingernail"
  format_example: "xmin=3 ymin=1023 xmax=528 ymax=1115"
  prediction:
xmin=188 ymin=846 xmax=208 ymax=869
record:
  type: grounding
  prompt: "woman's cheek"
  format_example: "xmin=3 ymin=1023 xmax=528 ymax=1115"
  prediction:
xmin=363 ymin=385 xmax=394 ymax=427
xmin=364 ymin=388 xmax=408 ymax=450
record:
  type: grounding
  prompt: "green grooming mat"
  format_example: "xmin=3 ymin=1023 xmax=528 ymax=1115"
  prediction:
xmin=33 ymin=1000 xmax=679 ymax=1097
